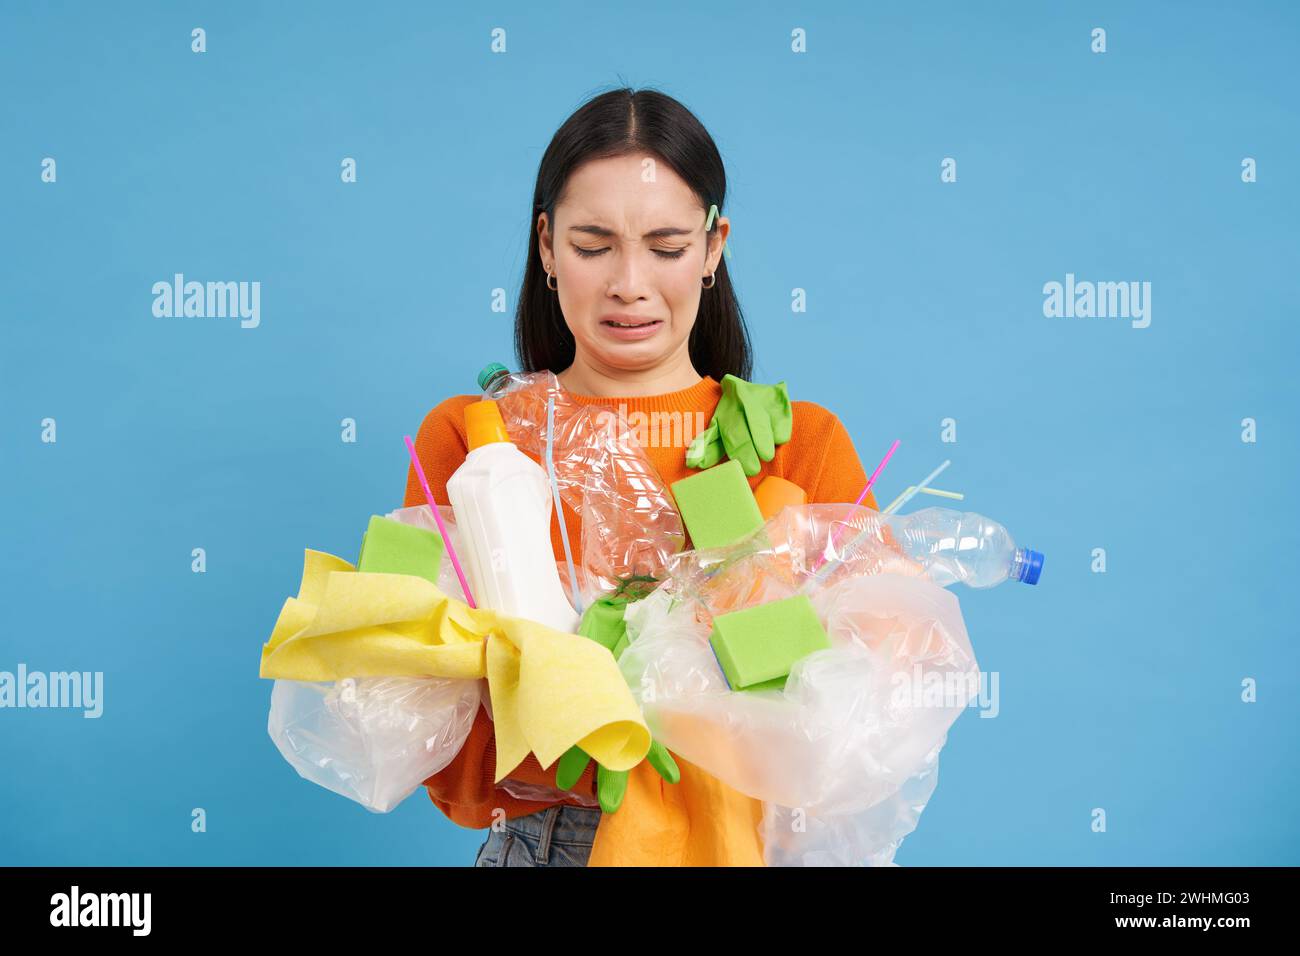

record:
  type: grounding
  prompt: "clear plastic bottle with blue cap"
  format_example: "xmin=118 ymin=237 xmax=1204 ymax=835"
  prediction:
xmin=801 ymin=504 xmax=1044 ymax=590
xmin=888 ymin=506 xmax=1044 ymax=588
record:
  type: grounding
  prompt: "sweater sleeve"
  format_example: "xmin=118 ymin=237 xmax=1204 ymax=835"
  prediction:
xmin=403 ymin=396 xmax=471 ymax=509
xmin=806 ymin=410 xmax=880 ymax=512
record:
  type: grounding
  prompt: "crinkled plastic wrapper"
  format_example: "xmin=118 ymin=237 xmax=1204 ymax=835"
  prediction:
xmin=267 ymin=504 xmax=489 ymax=813
xmin=268 ymin=675 xmax=482 ymax=814
xmin=487 ymin=369 xmax=685 ymax=605
xmin=618 ymin=503 xmax=982 ymax=866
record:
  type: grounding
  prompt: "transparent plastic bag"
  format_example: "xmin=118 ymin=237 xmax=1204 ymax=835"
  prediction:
xmin=496 ymin=776 xmax=598 ymax=808
xmin=621 ymin=571 xmax=977 ymax=812
xmin=656 ymin=503 xmax=924 ymax=621
xmin=760 ymin=739 xmax=943 ymax=867
xmin=618 ymin=503 xmax=984 ymax=865
xmin=265 ymin=504 xmax=489 ymax=813
xmin=484 ymin=369 xmax=685 ymax=606
xmin=268 ymin=675 xmax=482 ymax=813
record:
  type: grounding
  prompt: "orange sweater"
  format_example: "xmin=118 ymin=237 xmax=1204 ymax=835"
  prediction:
xmin=403 ymin=374 xmax=879 ymax=864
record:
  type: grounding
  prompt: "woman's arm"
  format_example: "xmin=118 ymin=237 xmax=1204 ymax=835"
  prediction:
xmin=403 ymin=396 xmax=473 ymax=509
xmin=802 ymin=407 xmax=880 ymax=510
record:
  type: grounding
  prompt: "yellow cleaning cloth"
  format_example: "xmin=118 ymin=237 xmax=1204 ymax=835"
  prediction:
xmin=260 ymin=549 xmax=650 ymax=781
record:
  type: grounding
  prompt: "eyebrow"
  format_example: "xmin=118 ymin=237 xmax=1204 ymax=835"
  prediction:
xmin=568 ymin=224 xmax=695 ymax=239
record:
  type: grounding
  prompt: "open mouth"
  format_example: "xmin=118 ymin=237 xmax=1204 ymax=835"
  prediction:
xmin=601 ymin=319 xmax=662 ymax=329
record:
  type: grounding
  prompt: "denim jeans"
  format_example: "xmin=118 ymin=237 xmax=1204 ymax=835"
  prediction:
xmin=473 ymin=804 xmax=601 ymax=867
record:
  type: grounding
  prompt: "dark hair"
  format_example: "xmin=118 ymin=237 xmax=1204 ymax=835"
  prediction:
xmin=515 ymin=86 xmax=753 ymax=382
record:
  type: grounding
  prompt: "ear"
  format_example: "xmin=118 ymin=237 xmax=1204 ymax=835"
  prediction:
xmin=707 ymin=216 xmax=730 ymax=270
xmin=537 ymin=211 xmax=552 ymax=260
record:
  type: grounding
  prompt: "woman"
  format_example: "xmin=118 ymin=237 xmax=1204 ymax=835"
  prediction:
xmin=404 ymin=86 xmax=878 ymax=866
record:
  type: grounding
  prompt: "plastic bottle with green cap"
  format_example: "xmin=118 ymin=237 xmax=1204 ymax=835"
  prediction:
xmin=477 ymin=362 xmax=512 ymax=395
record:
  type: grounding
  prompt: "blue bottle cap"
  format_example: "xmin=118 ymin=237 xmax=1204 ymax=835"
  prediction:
xmin=1020 ymin=549 xmax=1044 ymax=585
xmin=476 ymin=362 xmax=509 ymax=392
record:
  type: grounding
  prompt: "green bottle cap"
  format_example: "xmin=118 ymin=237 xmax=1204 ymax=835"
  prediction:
xmin=476 ymin=362 xmax=509 ymax=392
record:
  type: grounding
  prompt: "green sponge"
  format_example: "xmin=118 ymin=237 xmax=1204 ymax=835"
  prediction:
xmin=709 ymin=594 xmax=831 ymax=691
xmin=670 ymin=459 xmax=764 ymax=551
xmin=356 ymin=515 xmax=445 ymax=585
xmin=743 ymin=674 xmax=791 ymax=693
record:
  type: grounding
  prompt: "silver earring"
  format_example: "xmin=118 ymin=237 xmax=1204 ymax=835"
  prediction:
xmin=546 ymin=269 xmax=558 ymax=291
xmin=702 ymin=272 xmax=716 ymax=289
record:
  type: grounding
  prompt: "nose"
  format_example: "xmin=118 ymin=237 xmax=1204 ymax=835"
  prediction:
xmin=605 ymin=245 xmax=650 ymax=300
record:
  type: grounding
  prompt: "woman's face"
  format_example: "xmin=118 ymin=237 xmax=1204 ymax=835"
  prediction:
xmin=538 ymin=153 xmax=728 ymax=375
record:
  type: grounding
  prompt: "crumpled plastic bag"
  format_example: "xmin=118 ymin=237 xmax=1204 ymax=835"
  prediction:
xmin=620 ymin=574 xmax=976 ymax=811
xmin=496 ymin=775 xmax=598 ymax=808
xmin=759 ymin=738 xmax=943 ymax=867
xmin=267 ymin=504 xmax=488 ymax=812
xmin=617 ymin=503 xmax=982 ymax=865
xmin=268 ymin=675 xmax=482 ymax=813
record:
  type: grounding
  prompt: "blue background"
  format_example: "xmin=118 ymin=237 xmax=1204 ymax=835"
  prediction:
xmin=2 ymin=0 xmax=1296 ymax=865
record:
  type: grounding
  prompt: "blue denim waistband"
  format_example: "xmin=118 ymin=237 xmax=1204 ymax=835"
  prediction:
xmin=504 ymin=804 xmax=602 ymax=851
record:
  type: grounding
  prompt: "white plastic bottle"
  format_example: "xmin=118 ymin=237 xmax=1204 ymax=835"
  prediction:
xmin=445 ymin=399 xmax=581 ymax=635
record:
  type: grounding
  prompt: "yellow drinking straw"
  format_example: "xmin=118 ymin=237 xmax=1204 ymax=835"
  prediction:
xmin=881 ymin=484 xmax=964 ymax=513
xmin=881 ymin=460 xmax=952 ymax=515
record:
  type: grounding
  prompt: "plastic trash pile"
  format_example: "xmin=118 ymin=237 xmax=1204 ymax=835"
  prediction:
xmin=261 ymin=367 xmax=1043 ymax=866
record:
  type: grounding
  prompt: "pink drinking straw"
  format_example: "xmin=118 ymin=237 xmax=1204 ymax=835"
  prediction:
xmin=815 ymin=438 xmax=900 ymax=572
xmin=403 ymin=435 xmax=476 ymax=608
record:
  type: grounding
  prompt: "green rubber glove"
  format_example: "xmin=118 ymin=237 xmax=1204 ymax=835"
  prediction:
xmin=553 ymin=592 xmax=681 ymax=812
xmin=577 ymin=593 xmax=631 ymax=656
xmin=555 ymin=738 xmax=681 ymax=814
xmin=685 ymin=374 xmax=793 ymax=476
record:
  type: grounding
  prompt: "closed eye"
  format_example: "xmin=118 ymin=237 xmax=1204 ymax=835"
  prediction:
xmin=572 ymin=245 xmax=688 ymax=260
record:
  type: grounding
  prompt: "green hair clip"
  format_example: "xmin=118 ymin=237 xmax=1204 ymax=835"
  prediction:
xmin=705 ymin=204 xmax=731 ymax=259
